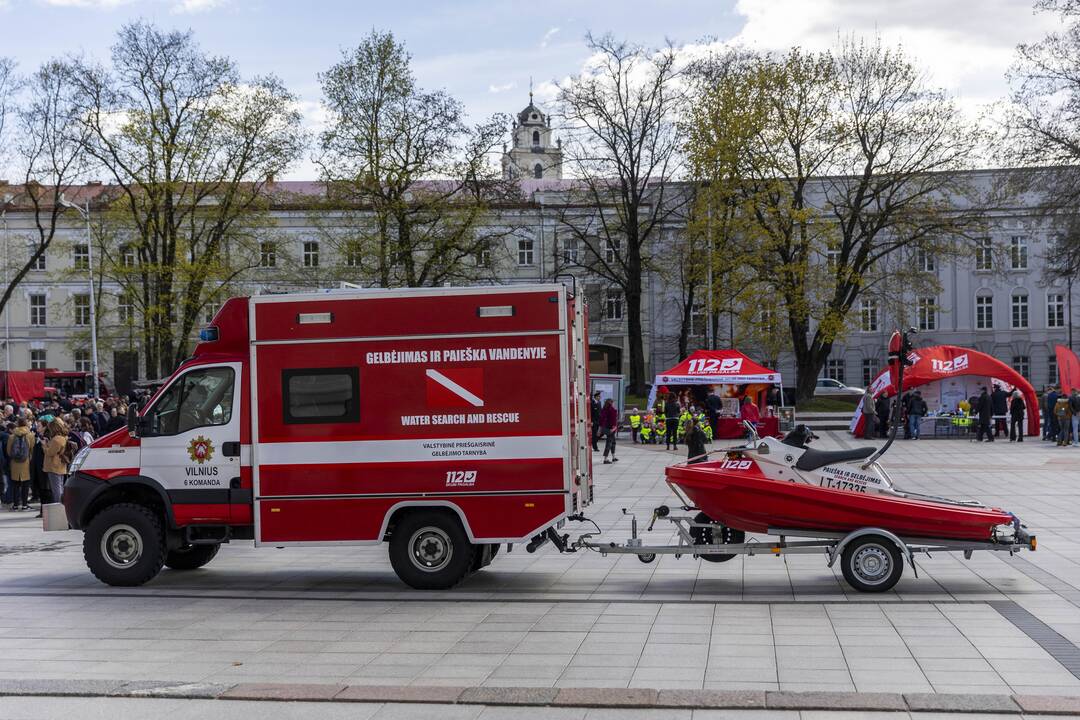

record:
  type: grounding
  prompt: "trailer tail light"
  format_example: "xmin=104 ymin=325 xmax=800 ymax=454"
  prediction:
xmin=477 ymin=305 xmax=514 ymax=318
xmin=199 ymin=327 xmax=219 ymax=342
xmin=298 ymin=312 xmax=333 ymax=324
xmin=1030 ymin=536 xmax=1037 ymax=551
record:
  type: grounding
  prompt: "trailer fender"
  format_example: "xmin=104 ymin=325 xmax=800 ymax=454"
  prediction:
xmin=827 ymin=527 xmax=917 ymax=578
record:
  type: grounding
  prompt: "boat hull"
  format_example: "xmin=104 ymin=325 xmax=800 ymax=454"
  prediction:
xmin=667 ymin=461 xmax=1013 ymax=541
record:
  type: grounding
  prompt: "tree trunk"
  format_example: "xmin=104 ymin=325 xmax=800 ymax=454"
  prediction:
xmin=678 ymin=285 xmax=694 ymax=361
xmin=625 ymin=286 xmax=646 ymax=396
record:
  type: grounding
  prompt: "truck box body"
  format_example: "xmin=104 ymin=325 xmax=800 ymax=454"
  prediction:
xmin=57 ymin=284 xmax=591 ymax=588
xmin=0 ymin=370 xmax=45 ymax=404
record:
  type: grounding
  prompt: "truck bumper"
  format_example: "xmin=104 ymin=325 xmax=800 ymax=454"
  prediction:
xmin=61 ymin=471 xmax=104 ymax=531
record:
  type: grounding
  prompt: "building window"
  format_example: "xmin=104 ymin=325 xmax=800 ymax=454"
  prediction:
xmin=28 ymin=244 xmax=45 ymax=271
xmin=120 ymin=244 xmax=136 ymax=268
xmin=73 ymin=244 xmax=89 ymax=270
xmin=282 ymin=367 xmax=360 ymax=424
xmin=117 ymin=292 xmax=134 ymax=324
xmin=826 ymin=359 xmax=846 ymax=384
xmin=73 ymin=293 xmax=91 ymax=326
xmin=260 ymin=241 xmax=277 ymax=268
xmin=562 ymin=237 xmax=578 ymax=264
xmin=29 ymin=349 xmax=46 ymax=370
xmin=825 ymin=247 xmax=840 ymax=269
xmin=73 ymin=348 xmax=91 ymax=373
xmin=917 ymin=247 xmax=935 ymax=272
xmin=517 ymin=238 xmax=534 ymax=266
xmin=1011 ymin=292 xmax=1029 ymax=329
xmin=1010 ymin=236 xmax=1028 ymax=270
xmin=690 ymin=299 xmax=707 ymax=337
xmin=975 ymin=294 xmax=993 ymax=330
xmin=860 ymin=298 xmax=878 ymax=332
xmin=344 ymin=241 xmax=362 ymax=268
xmin=533 ymin=163 xmax=543 ymax=179
xmin=917 ymin=296 xmax=937 ymax=331
xmin=302 ymin=241 xmax=319 ymax=268
xmin=1047 ymin=293 xmax=1065 ymax=328
xmin=605 ymin=289 xmax=623 ymax=321
xmin=474 ymin=242 xmax=491 ymax=268
xmin=604 ymin=238 xmax=620 ymax=264
xmin=532 ymin=130 xmax=540 ymax=146
xmin=29 ymin=294 xmax=46 ymax=326
xmin=862 ymin=358 xmax=878 ymax=387
xmin=203 ymin=301 xmax=221 ymax=325
xmin=1012 ymin=355 xmax=1030 ymax=380
xmin=975 ymin=237 xmax=993 ymax=271
xmin=1049 ymin=355 xmax=1058 ymax=385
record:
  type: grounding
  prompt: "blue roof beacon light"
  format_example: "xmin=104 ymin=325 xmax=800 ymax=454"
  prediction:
xmin=199 ymin=327 xmax=219 ymax=342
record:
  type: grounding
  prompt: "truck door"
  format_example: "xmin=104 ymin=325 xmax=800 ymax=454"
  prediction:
xmin=138 ymin=362 xmax=242 ymax=521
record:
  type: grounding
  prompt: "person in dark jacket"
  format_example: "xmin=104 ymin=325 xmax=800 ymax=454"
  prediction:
xmin=30 ymin=423 xmax=47 ymax=517
xmin=599 ymin=398 xmax=619 ymax=464
xmin=685 ymin=416 xmax=709 ymax=464
xmin=705 ymin=390 xmax=722 ymax=438
xmin=1009 ymin=389 xmax=1026 ymax=442
xmin=1044 ymin=386 xmax=1060 ymax=440
xmin=976 ymin=387 xmax=994 ymax=442
xmin=664 ymin=393 xmax=680 ymax=450
xmin=589 ymin=391 xmax=601 ymax=452
xmin=900 ymin=392 xmax=912 ymax=439
xmin=874 ymin=394 xmax=891 ymax=438
xmin=906 ymin=390 xmax=927 ymax=439
xmin=991 ymin=385 xmax=1008 ymax=438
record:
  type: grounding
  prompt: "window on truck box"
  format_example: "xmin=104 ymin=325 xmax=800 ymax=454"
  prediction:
xmin=282 ymin=367 xmax=360 ymax=424
xmin=146 ymin=367 xmax=234 ymax=436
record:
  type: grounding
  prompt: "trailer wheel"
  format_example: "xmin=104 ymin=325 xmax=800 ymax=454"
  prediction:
xmin=389 ymin=510 xmax=475 ymax=590
xmin=84 ymin=503 xmax=165 ymax=587
xmin=840 ymin=535 xmax=903 ymax=593
xmin=690 ymin=512 xmax=745 ymax=563
xmin=164 ymin=543 xmax=220 ymax=571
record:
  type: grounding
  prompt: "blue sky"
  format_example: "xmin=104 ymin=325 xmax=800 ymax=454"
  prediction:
xmin=0 ymin=0 xmax=1063 ymax=178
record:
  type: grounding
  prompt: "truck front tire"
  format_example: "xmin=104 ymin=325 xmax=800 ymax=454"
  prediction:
xmin=165 ymin=543 xmax=220 ymax=571
xmin=84 ymin=503 xmax=165 ymax=587
xmin=389 ymin=510 xmax=475 ymax=590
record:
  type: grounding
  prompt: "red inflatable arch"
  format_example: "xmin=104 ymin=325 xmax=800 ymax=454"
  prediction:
xmin=851 ymin=345 xmax=1039 ymax=437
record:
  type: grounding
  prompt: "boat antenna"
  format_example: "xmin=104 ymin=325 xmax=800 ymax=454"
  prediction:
xmin=862 ymin=327 xmax=917 ymax=468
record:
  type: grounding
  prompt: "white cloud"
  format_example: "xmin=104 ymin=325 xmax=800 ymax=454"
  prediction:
xmin=38 ymin=0 xmax=135 ymax=7
xmin=540 ymin=26 xmax=560 ymax=49
xmin=171 ymin=0 xmax=222 ymax=12
xmin=488 ymin=81 xmax=516 ymax=94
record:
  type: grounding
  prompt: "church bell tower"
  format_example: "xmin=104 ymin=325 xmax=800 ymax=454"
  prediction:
xmin=502 ymin=88 xmax=563 ymax=180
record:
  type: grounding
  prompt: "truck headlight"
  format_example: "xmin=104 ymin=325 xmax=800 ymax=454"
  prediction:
xmin=69 ymin=446 xmax=91 ymax=475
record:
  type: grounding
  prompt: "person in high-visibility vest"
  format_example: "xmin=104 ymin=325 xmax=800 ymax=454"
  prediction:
xmin=628 ymin=408 xmax=642 ymax=444
xmin=678 ymin=408 xmax=694 ymax=440
xmin=639 ymin=422 xmax=653 ymax=444
xmin=655 ymin=416 xmax=666 ymax=444
xmin=695 ymin=411 xmax=713 ymax=442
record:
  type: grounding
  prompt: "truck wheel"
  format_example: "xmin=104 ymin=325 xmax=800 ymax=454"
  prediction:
xmin=164 ymin=543 xmax=220 ymax=571
xmin=84 ymin=503 xmax=165 ymax=587
xmin=389 ymin=510 xmax=475 ymax=590
xmin=690 ymin=511 xmax=745 ymax=563
xmin=840 ymin=535 xmax=903 ymax=593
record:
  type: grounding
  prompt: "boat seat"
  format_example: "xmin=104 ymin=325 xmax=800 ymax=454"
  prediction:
xmin=794 ymin=446 xmax=876 ymax=471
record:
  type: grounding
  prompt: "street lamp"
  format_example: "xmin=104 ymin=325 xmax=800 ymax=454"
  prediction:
xmin=58 ymin=192 xmax=99 ymax=400
xmin=1 ymin=193 xmax=13 ymax=371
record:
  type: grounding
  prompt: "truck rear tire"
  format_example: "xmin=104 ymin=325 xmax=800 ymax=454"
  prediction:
xmin=84 ymin=503 xmax=165 ymax=587
xmin=165 ymin=543 xmax=220 ymax=571
xmin=389 ymin=510 xmax=475 ymax=590
xmin=840 ymin=535 xmax=903 ymax=593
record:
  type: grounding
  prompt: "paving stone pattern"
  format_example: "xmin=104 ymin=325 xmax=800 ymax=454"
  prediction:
xmin=0 ymin=433 xmax=1079 ymax=703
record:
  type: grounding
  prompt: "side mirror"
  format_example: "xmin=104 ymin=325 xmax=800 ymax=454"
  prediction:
xmin=126 ymin=403 xmax=139 ymax=437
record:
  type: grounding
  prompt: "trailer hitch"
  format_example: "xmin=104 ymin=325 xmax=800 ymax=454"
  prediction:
xmin=526 ymin=527 xmax=573 ymax=553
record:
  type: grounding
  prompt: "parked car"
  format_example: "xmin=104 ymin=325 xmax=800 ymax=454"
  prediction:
xmin=815 ymin=378 xmax=864 ymax=396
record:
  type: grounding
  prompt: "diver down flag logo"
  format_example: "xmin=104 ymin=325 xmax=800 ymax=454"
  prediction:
xmin=425 ymin=368 xmax=484 ymax=408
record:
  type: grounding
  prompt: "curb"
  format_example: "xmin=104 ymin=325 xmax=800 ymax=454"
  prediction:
xmin=3 ymin=679 xmax=1080 ymax=714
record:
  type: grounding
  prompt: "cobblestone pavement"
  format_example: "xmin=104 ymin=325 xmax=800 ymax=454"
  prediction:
xmin=1 ymin=431 xmax=1079 ymax=709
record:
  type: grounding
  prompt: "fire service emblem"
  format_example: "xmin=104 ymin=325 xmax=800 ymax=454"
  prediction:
xmin=187 ymin=436 xmax=214 ymax=464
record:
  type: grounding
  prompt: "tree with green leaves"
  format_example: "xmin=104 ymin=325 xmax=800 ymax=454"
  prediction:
xmin=316 ymin=30 xmax=516 ymax=289
xmin=65 ymin=22 xmax=306 ymax=378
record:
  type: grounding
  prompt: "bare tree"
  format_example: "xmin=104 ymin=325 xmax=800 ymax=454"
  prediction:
xmin=66 ymin=22 xmax=306 ymax=377
xmin=317 ymin=30 xmax=516 ymax=288
xmin=0 ymin=60 xmax=91 ymax=325
xmin=556 ymin=33 xmax=687 ymax=394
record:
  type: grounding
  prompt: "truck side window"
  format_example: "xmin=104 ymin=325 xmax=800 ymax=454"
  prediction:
xmin=146 ymin=367 xmax=235 ymax=436
xmin=282 ymin=367 xmax=359 ymax=424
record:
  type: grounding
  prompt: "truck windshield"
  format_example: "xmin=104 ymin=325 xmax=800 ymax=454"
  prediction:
xmin=146 ymin=366 xmax=234 ymax=436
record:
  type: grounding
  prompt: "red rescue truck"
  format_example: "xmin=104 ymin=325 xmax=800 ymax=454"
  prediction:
xmin=48 ymin=285 xmax=592 ymax=589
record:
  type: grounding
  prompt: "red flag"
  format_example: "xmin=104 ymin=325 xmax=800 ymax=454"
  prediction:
xmin=1056 ymin=345 xmax=1080 ymax=395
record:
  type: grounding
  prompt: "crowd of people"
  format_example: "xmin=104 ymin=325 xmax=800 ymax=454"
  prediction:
xmin=0 ymin=395 xmax=130 ymax=516
xmin=859 ymin=383 xmax=1080 ymax=445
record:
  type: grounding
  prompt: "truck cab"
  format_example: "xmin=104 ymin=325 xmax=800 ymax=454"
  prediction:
xmin=53 ymin=284 xmax=592 ymax=590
